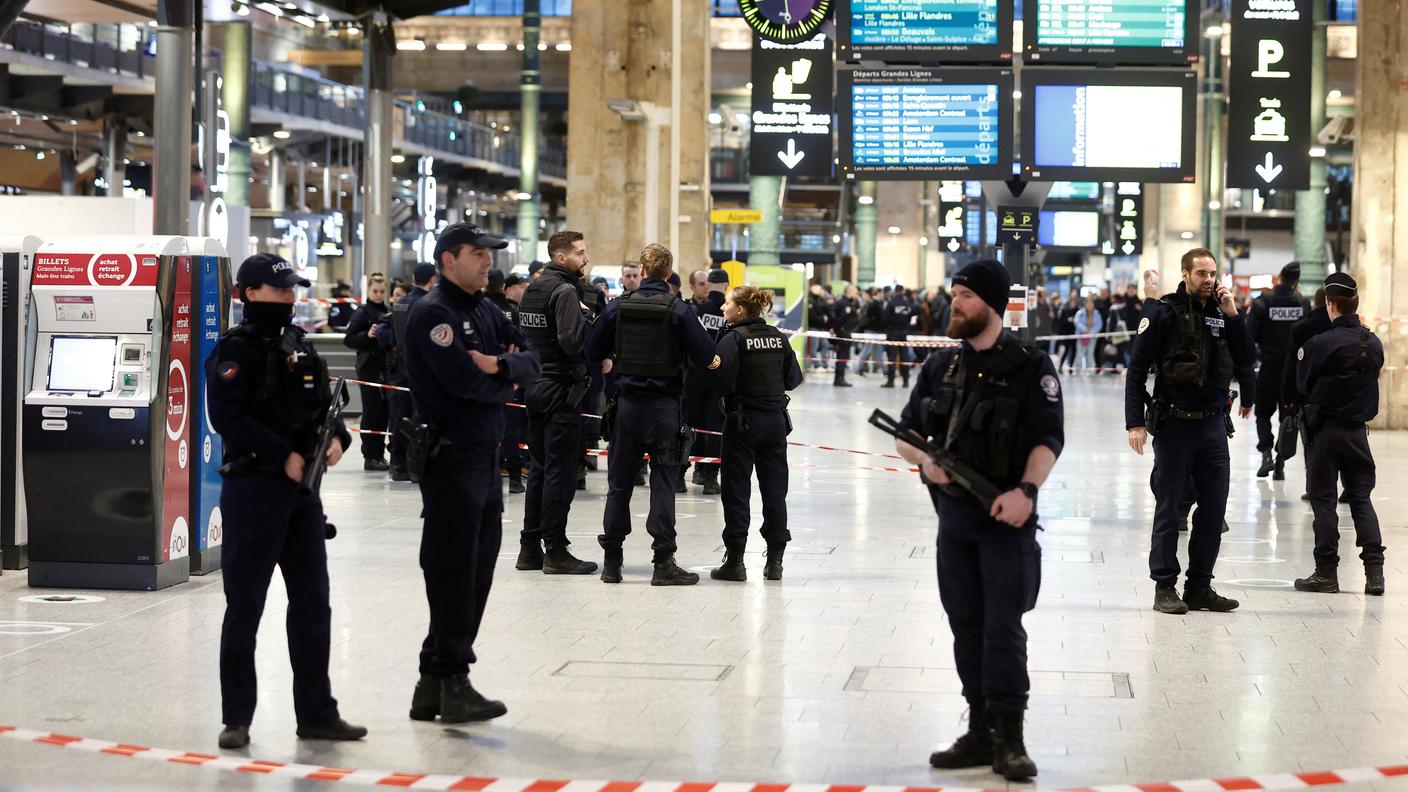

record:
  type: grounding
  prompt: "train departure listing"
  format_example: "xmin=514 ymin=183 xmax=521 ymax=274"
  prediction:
xmin=1035 ymin=0 xmax=1186 ymax=48
xmin=851 ymin=83 xmax=1000 ymax=170
xmin=850 ymin=0 xmax=1000 ymax=47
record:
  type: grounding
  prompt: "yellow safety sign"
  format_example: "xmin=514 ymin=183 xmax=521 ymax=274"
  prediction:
xmin=710 ymin=209 xmax=764 ymax=224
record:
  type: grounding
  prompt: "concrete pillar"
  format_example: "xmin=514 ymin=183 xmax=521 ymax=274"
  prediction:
xmin=566 ymin=0 xmax=710 ymax=266
xmin=103 ymin=117 xmax=127 ymax=196
xmin=748 ymin=175 xmax=782 ymax=266
xmin=517 ymin=0 xmax=542 ymax=258
xmin=855 ymin=181 xmax=877 ymax=285
xmin=222 ymin=21 xmax=252 ymax=209
xmin=268 ymin=148 xmax=286 ymax=212
xmin=361 ymin=12 xmax=395 ymax=286
xmin=153 ymin=0 xmax=195 ymax=236
xmin=59 ymin=151 xmax=77 ymax=196
xmin=1350 ymin=0 xmax=1408 ymax=428
xmin=1293 ymin=0 xmax=1329 ymax=290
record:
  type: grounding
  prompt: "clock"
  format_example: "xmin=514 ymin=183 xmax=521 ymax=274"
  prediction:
xmin=739 ymin=0 xmax=835 ymax=44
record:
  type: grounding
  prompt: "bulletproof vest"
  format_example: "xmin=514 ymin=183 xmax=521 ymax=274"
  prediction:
xmin=615 ymin=290 xmax=682 ymax=378
xmin=519 ymin=266 xmax=583 ymax=376
xmin=694 ymin=297 xmax=726 ymax=338
xmin=391 ymin=300 xmax=412 ymax=352
xmin=230 ymin=324 xmax=330 ymax=449
xmin=1257 ymin=290 xmax=1307 ymax=355
xmin=1157 ymin=291 xmax=1234 ymax=390
xmin=581 ymin=286 xmax=601 ymax=316
xmin=732 ymin=322 xmax=788 ymax=398
xmin=1309 ymin=326 xmax=1376 ymax=406
xmin=920 ymin=338 xmax=1038 ymax=487
xmin=488 ymin=292 xmax=515 ymax=325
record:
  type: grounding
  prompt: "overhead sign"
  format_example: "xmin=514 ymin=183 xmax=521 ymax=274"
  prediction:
xmin=997 ymin=206 xmax=1036 ymax=244
xmin=711 ymin=209 xmax=765 ymax=224
xmin=1113 ymin=182 xmax=1144 ymax=256
xmin=1025 ymin=0 xmax=1197 ymax=65
xmin=750 ymin=34 xmax=835 ymax=178
xmin=837 ymin=0 xmax=1013 ymax=63
xmin=1226 ymin=0 xmax=1312 ymax=190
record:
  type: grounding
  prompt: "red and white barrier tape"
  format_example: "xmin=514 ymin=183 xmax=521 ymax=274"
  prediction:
xmin=3 ymin=724 xmax=1406 ymax=792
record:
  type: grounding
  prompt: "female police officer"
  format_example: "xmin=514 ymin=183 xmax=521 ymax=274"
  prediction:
xmin=207 ymin=253 xmax=365 ymax=750
xmin=707 ymin=285 xmax=803 ymax=582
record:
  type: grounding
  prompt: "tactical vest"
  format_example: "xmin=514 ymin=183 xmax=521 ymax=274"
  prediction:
xmin=695 ymin=300 xmax=726 ymax=338
xmin=615 ymin=290 xmax=682 ymax=378
xmin=488 ymin=292 xmax=515 ymax=325
xmin=229 ymin=324 xmax=330 ymax=449
xmin=1256 ymin=290 xmax=1307 ymax=357
xmin=1309 ymin=326 xmax=1376 ymax=407
xmin=519 ymin=266 xmax=583 ymax=376
xmin=732 ymin=322 xmax=788 ymax=398
xmin=1157 ymin=291 xmax=1234 ymax=390
xmin=920 ymin=337 xmax=1039 ymax=488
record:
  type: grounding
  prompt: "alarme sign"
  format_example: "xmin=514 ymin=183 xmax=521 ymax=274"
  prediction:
xmin=749 ymin=34 xmax=834 ymax=178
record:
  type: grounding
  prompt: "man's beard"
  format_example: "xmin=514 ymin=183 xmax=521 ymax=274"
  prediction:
xmin=947 ymin=309 xmax=990 ymax=339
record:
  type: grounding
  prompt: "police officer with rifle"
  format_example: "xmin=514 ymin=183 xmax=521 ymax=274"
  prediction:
xmin=207 ymin=253 xmax=365 ymax=750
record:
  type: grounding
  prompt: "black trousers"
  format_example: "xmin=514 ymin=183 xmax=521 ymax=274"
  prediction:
xmin=1307 ymin=420 xmax=1385 ymax=567
xmin=418 ymin=443 xmax=503 ymax=678
xmin=934 ymin=494 xmax=1041 ymax=715
xmin=357 ymin=382 xmax=389 ymax=460
xmin=1254 ymin=363 xmax=1285 ymax=453
xmin=1148 ymin=415 xmax=1229 ymax=587
xmin=583 ymin=367 xmax=605 ymax=447
xmin=220 ymin=472 xmax=338 ymax=727
xmin=387 ymin=389 xmax=410 ymax=467
xmin=721 ymin=409 xmax=791 ymax=548
xmin=885 ymin=341 xmax=909 ymax=382
xmin=684 ymin=373 xmax=723 ymax=473
xmin=522 ymin=380 xmax=585 ymax=551
xmin=600 ymin=392 xmax=681 ymax=558
xmin=501 ymin=391 xmax=529 ymax=472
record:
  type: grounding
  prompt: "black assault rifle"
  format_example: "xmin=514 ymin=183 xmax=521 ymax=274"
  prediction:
xmin=299 ymin=377 xmax=349 ymax=497
xmin=868 ymin=408 xmax=1004 ymax=512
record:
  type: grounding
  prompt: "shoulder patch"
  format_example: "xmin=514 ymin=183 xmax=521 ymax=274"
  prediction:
xmin=1298 ymin=347 xmax=1305 ymax=361
xmin=218 ymin=361 xmax=240 ymax=381
xmin=430 ymin=323 xmax=455 ymax=348
xmin=1137 ymin=317 xmax=1151 ymax=334
xmin=1040 ymin=374 xmax=1061 ymax=401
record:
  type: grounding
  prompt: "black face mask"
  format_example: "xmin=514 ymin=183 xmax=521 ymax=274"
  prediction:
xmin=243 ymin=300 xmax=294 ymax=331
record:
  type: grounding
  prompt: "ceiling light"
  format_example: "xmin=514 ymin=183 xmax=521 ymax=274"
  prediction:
xmin=1012 ymin=90 xmax=1022 ymax=99
xmin=477 ymin=42 xmax=509 ymax=51
xmin=857 ymin=195 xmax=874 ymax=205
xmin=1328 ymin=89 xmax=1342 ymax=100
xmin=516 ymin=42 xmax=525 ymax=51
xmin=256 ymin=2 xmax=282 ymax=16
xmin=708 ymin=112 xmax=722 ymax=124
xmin=292 ymin=14 xmax=315 ymax=28
xmin=1309 ymin=146 xmax=1327 ymax=157
xmin=1180 ymin=231 xmax=1195 ymax=240
xmin=235 ymin=3 xmax=250 ymax=14
xmin=1205 ymin=24 xmax=1224 ymax=37
xmin=391 ymin=154 xmax=406 ymax=164
xmin=888 ymin=226 xmax=901 ymax=234
xmin=273 ymin=129 xmax=291 ymax=139
xmin=516 ymin=192 xmax=532 ymax=200
xmin=555 ymin=42 xmax=571 ymax=51
xmin=35 ymin=151 xmax=45 ymax=160
xmin=537 ymin=42 xmax=547 ymax=51
xmin=436 ymin=41 xmax=468 ymax=51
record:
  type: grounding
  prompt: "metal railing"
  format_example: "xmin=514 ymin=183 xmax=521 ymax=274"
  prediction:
xmin=711 ymin=219 xmax=841 ymax=255
xmin=1 ymin=20 xmax=154 ymax=80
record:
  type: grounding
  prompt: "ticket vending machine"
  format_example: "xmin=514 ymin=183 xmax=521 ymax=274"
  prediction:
xmin=1 ymin=235 xmax=40 ymax=571
xmin=23 ymin=237 xmax=194 ymax=590
xmin=187 ymin=237 xmax=231 ymax=575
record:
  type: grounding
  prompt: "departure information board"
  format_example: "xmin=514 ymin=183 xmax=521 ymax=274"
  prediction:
xmin=837 ymin=0 xmax=1014 ymax=62
xmin=839 ymin=68 xmax=1013 ymax=180
xmin=1024 ymin=0 xmax=1197 ymax=64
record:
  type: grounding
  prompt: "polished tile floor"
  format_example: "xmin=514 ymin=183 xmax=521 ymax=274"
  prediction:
xmin=2 ymin=369 xmax=1406 ymax=791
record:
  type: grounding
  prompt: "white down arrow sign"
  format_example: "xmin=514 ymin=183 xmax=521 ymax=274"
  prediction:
xmin=1255 ymin=153 xmax=1283 ymax=184
xmin=777 ymin=139 xmax=806 ymax=170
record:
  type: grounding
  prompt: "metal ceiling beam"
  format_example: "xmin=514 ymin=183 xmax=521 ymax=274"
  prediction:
xmin=0 ymin=0 xmax=27 ymax=39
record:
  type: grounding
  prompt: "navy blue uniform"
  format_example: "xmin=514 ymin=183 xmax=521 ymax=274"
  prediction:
xmin=1247 ymin=285 xmax=1311 ymax=453
xmin=882 ymin=294 xmax=916 ymax=385
xmin=487 ymin=291 xmax=529 ymax=485
xmin=1297 ymin=315 xmax=1386 ymax=568
xmin=378 ymin=286 xmax=430 ymax=470
xmin=685 ymin=291 xmax=727 ymax=484
xmin=343 ymin=300 xmax=390 ymax=461
xmin=404 ymin=279 xmax=540 ymax=678
xmin=1125 ymin=284 xmax=1255 ymax=589
xmin=586 ymin=277 xmax=717 ymax=557
xmin=898 ymin=334 xmax=1063 ymax=716
xmin=709 ymin=318 xmax=804 ymax=549
xmin=207 ymin=321 xmax=352 ymax=729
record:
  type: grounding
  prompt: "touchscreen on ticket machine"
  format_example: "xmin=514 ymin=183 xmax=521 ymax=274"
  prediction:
xmin=21 ymin=236 xmax=212 ymax=590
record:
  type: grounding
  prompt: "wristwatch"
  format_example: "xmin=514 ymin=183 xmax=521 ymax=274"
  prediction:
xmin=1017 ymin=481 xmax=1039 ymax=501
xmin=495 ymin=355 xmax=507 ymax=375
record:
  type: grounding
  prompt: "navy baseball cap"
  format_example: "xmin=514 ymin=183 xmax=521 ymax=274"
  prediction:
xmin=667 ymin=272 xmax=681 ymax=287
xmin=433 ymin=223 xmax=509 ymax=264
xmin=236 ymin=253 xmax=310 ymax=289
xmin=528 ymin=261 xmax=545 ymax=276
xmin=505 ymin=273 xmax=527 ymax=288
xmin=412 ymin=263 xmax=438 ymax=285
xmin=707 ymin=268 xmax=731 ymax=285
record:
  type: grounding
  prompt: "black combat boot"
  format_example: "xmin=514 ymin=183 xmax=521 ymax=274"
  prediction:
xmin=834 ymin=361 xmax=853 ymax=387
xmin=576 ymin=467 xmax=587 ymax=490
xmin=675 ymin=468 xmax=688 ymax=494
xmin=583 ymin=444 xmax=599 ymax=471
xmin=297 ymin=718 xmax=368 ymax=742
xmin=1183 ymin=584 xmax=1240 ymax=612
xmin=1153 ymin=585 xmax=1188 ymax=614
xmin=364 ymin=458 xmax=389 ymax=472
xmin=439 ymin=675 xmax=507 ymax=723
xmin=543 ymin=544 xmax=598 ymax=575
xmin=389 ymin=464 xmax=411 ymax=482
xmin=881 ymin=374 xmax=896 ymax=388
xmin=1366 ymin=564 xmax=1385 ymax=596
xmin=651 ymin=555 xmax=700 ymax=586
xmin=689 ymin=464 xmax=702 ymax=485
xmin=929 ymin=706 xmax=992 ymax=769
xmin=1257 ymin=450 xmax=1274 ymax=478
xmin=1271 ymin=459 xmax=1285 ymax=481
xmin=409 ymin=672 xmax=440 ymax=721
xmin=634 ymin=464 xmax=647 ymax=486
xmin=764 ymin=543 xmax=785 ymax=581
xmin=901 ymin=369 xmax=910 ymax=388
xmin=1294 ymin=565 xmax=1339 ymax=593
xmin=218 ymin=725 xmax=250 ymax=749
xmin=710 ymin=547 xmax=747 ymax=582
xmin=507 ymin=469 xmax=525 ymax=494
xmin=702 ymin=466 xmax=721 ymax=496
xmin=601 ymin=546 xmax=623 ymax=584
xmin=989 ymin=712 xmax=1038 ymax=781
xmin=515 ymin=542 xmax=544 ymax=571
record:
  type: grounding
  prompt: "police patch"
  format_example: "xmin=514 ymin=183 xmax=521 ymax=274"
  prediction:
xmin=1298 ymin=347 xmax=1305 ymax=361
xmin=1138 ymin=317 xmax=1150 ymax=335
xmin=218 ymin=361 xmax=239 ymax=381
xmin=430 ymin=323 xmax=454 ymax=347
xmin=1040 ymin=374 xmax=1061 ymax=401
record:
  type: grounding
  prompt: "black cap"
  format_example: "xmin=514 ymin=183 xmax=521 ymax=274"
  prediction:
xmin=487 ymin=268 xmax=505 ymax=287
xmin=1280 ymin=261 xmax=1302 ymax=281
xmin=951 ymin=258 xmax=1010 ymax=317
xmin=667 ymin=272 xmax=681 ymax=287
xmin=591 ymin=276 xmax=608 ymax=287
xmin=1324 ymin=272 xmax=1357 ymax=297
xmin=236 ymin=253 xmax=310 ymax=289
xmin=432 ymin=222 xmax=509 ymax=265
xmin=413 ymin=263 xmax=437 ymax=286
xmin=707 ymin=268 xmax=731 ymax=285
xmin=528 ymin=261 xmax=545 ymax=276
xmin=505 ymin=273 xmax=527 ymax=288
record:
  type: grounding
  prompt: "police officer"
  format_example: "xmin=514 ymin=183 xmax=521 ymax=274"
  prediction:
xmin=605 ymin=261 xmax=648 ymax=488
xmin=707 ymin=285 xmax=803 ymax=582
xmin=1126 ymin=248 xmax=1255 ymax=615
xmin=831 ymin=283 xmax=861 ymax=387
xmin=683 ymin=269 xmax=727 ymax=495
xmin=403 ymin=223 xmax=541 ymax=724
xmin=515 ymin=230 xmax=599 ymax=575
xmin=892 ymin=259 xmax=1062 ymax=782
xmin=343 ymin=272 xmax=391 ymax=470
xmin=581 ymin=276 xmax=612 ymax=480
xmin=486 ymin=269 xmax=528 ymax=494
xmin=1292 ymin=273 xmax=1386 ymax=596
xmin=882 ymin=287 xmax=915 ymax=388
xmin=378 ymin=263 xmax=437 ymax=481
xmin=208 ymin=253 xmax=365 ymax=750
xmin=1281 ymin=287 xmax=1334 ymax=501
xmin=586 ymin=243 xmax=720 ymax=586
xmin=1247 ymin=262 xmax=1311 ymax=479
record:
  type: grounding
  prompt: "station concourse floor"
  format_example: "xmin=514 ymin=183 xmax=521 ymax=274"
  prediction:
xmin=1 ymin=369 xmax=1407 ymax=791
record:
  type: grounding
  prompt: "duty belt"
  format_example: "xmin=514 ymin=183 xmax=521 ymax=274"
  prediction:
xmin=1166 ymin=404 xmax=1221 ymax=420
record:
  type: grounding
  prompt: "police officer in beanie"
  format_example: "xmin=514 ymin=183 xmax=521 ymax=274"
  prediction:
xmin=486 ymin=269 xmax=529 ymax=494
xmin=1126 ymin=248 xmax=1255 ymax=616
xmin=378 ymin=263 xmax=438 ymax=481
xmin=208 ymin=253 xmax=365 ymax=750
xmin=708 ymin=285 xmax=804 ymax=582
xmin=403 ymin=224 xmax=541 ymax=723
xmin=1292 ymin=273 xmax=1386 ymax=596
xmin=514 ymin=231 xmax=599 ymax=575
xmin=683 ymin=269 xmax=728 ymax=495
xmin=586 ymin=243 xmax=721 ymax=586
xmin=1247 ymin=262 xmax=1311 ymax=479
xmin=892 ymin=259 xmax=1062 ymax=782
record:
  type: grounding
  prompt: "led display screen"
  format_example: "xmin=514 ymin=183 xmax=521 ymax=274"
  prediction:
xmin=837 ymin=0 xmax=1014 ymax=62
xmin=1024 ymin=0 xmax=1197 ymax=65
xmin=47 ymin=335 xmax=117 ymax=392
xmin=1038 ymin=210 xmax=1101 ymax=247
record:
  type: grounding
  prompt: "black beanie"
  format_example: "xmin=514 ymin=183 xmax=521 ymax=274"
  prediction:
xmin=951 ymin=259 xmax=1010 ymax=317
